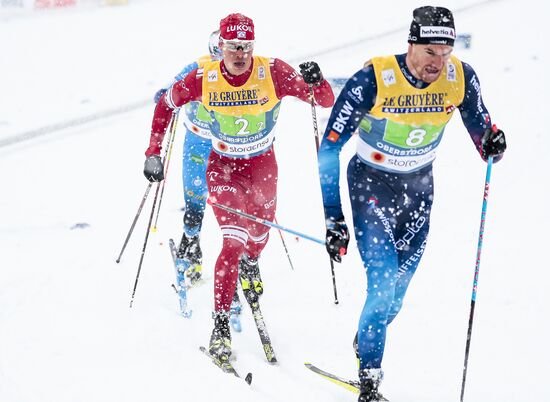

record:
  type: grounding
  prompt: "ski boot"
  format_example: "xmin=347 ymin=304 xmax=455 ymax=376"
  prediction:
xmin=208 ymin=311 xmax=232 ymax=364
xmin=176 ymin=233 xmax=203 ymax=286
xmin=358 ymin=368 xmax=386 ymax=402
xmin=238 ymin=254 xmax=263 ymax=304
xmin=229 ymin=287 xmax=242 ymax=332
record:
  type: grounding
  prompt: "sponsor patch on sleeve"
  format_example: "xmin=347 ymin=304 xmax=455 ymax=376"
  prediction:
xmin=327 ymin=130 xmax=340 ymax=142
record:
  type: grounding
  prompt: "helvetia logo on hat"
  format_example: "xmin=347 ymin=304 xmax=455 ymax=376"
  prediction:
xmin=420 ymin=26 xmax=456 ymax=39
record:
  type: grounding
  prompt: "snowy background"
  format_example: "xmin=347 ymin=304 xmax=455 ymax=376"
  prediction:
xmin=1 ymin=0 xmax=549 ymax=401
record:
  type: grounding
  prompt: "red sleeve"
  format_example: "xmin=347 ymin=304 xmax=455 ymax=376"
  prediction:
xmin=270 ymin=58 xmax=334 ymax=108
xmin=145 ymin=70 xmax=203 ymax=156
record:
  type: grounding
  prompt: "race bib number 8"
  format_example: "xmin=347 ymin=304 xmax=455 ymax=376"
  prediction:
xmin=383 ymin=121 xmax=443 ymax=148
xmin=406 ymin=129 xmax=427 ymax=146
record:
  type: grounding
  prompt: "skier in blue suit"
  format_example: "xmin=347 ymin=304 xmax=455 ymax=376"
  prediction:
xmin=317 ymin=6 xmax=506 ymax=401
xmin=153 ymin=31 xmax=222 ymax=286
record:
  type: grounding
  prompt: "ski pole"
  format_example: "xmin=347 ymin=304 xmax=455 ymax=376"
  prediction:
xmin=460 ymin=156 xmax=494 ymax=402
xmin=115 ymin=113 xmax=178 ymax=262
xmin=308 ymin=85 xmax=322 ymax=152
xmin=129 ymin=181 xmax=162 ymax=308
xmin=274 ymin=217 xmax=295 ymax=270
xmin=308 ymin=83 xmax=339 ymax=304
xmin=129 ymin=113 xmax=179 ymax=307
xmin=152 ymin=111 xmax=179 ymax=232
xmin=116 ymin=182 xmax=153 ymax=263
xmin=208 ymin=200 xmax=325 ymax=245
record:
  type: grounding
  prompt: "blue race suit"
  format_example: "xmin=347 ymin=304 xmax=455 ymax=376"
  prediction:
xmin=155 ymin=59 xmax=213 ymax=237
xmin=318 ymin=53 xmax=495 ymax=370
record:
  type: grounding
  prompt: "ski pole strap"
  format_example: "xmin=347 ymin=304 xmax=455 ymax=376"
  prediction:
xmin=209 ymin=201 xmax=325 ymax=245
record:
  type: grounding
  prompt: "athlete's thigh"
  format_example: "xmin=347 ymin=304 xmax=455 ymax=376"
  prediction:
xmin=394 ymin=168 xmax=433 ymax=275
xmin=206 ymin=158 xmax=248 ymax=231
xmin=347 ymin=157 xmax=400 ymax=267
xmin=246 ymin=151 xmax=278 ymax=226
xmin=182 ymin=133 xmax=211 ymax=195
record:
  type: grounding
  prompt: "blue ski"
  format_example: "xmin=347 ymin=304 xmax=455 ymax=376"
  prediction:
xmin=169 ymin=238 xmax=192 ymax=318
xmin=230 ymin=307 xmax=242 ymax=332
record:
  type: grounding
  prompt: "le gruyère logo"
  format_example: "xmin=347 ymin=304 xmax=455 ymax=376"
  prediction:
xmin=209 ymin=89 xmax=260 ymax=107
xmin=381 ymin=92 xmax=448 ymax=113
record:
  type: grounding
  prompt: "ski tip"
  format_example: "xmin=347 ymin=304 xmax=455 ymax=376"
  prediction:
xmin=151 ymin=227 xmax=157 ymax=233
xmin=245 ymin=372 xmax=253 ymax=385
xmin=230 ymin=321 xmax=242 ymax=332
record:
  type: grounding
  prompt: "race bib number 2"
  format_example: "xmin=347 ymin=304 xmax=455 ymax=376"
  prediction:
xmin=216 ymin=114 xmax=266 ymax=136
xmin=234 ymin=118 xmax=266 ymax=135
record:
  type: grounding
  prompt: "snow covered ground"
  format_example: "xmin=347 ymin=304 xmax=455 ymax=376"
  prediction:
xmin=1 ymin=0 xmax=548 ymax=401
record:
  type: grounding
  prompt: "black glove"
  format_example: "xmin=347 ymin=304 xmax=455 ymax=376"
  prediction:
xmin=143 ymin=155 xmax=164 ymax=182
xmin=481 ymin=125 xmax=506 ymax=160
xmin=299 ymin=61 xmax=324 ymax=85
xmin=325 ymin=219 xmax=350 ymax=263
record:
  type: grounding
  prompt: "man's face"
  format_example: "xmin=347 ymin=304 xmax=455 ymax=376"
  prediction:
xmin=220 ymin=39 xmax=254 ymax=75
xmin=406 ymin=43 xmax=453 ymax=83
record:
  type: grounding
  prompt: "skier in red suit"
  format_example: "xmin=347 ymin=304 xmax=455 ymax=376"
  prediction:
xmin=143 ymin=13 xmax=334 ymax=362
